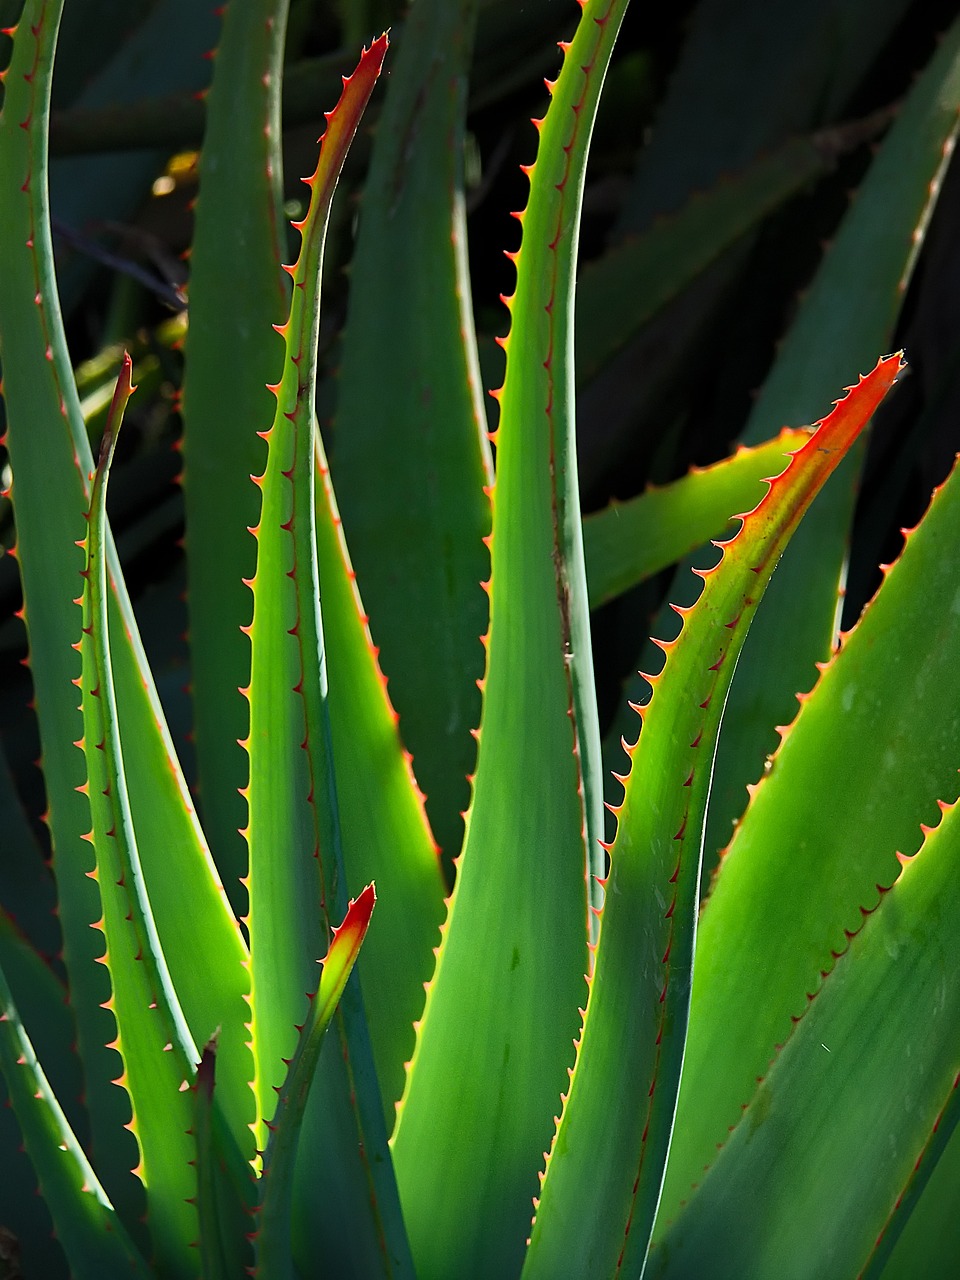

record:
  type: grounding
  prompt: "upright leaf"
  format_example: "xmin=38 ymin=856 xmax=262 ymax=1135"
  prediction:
xmin=392 ymin=4 xmax=627 ymax=1276
xmin=524 ymin=355 xmax=903 ymax=1280
xmin=0 ymin=0 xmax=252 ymax=1205
xmin=0 ymin=963 xmax=150 ymax=1280
xmin=651 ymin=796 xmax=960 ymax=1280
xmin=332 ymin=0 xmax=491 ymax=867
xmin=77 ymin=356 xmax=200 ymax=1275
xmin=255 ymin=886 xmax=376 ymax=1279
xmin=241 ymin=37 xmax=414 ymax=1276
xmin=181 ymin=0 xmax=289 ymax=899
xmin=659 ymin=397 xmax=960 ymax=1227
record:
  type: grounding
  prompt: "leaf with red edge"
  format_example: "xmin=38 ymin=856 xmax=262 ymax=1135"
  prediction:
xmin=523 ymin=354 xmax=904 ymax=1280
xmin=254 ymin=886 xmax=377 ymax=1279
xmin=649 ymin=792 xmax=960 ymax=1280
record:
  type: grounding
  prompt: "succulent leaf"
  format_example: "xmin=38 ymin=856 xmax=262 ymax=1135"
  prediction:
xmin=0 ymin=0 xmax=252 ymax=1212
xmin=392 ymin=4 xmax=629 ymax=1276
xmin=78 ymin=355 xmax=200 ymax=1274
xmin=706 ymin=10 xmax=960 ymax=860
xmin=332 ymin=0 xmax=492 ymax=871
xmin=255 ymin=885 xmax=376 ymax=1277
xmin=241 ymin=34 xmax=414 ymax=1275
xmin=650 ymin=793 xmax=960 ymax=1279
xmin=180 ymin=0 xmax=290 ymax=906
xmin=524 ymin=353 xmax=904 ymax=1278
xmin=583 ymin=429 xmax=810 ymax=608
xmin=0 ymin=961 xmax=150 ymax=1278
xmin=661 ymin=383 xmax=960 ymax=1228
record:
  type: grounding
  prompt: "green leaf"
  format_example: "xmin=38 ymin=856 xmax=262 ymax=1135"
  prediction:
xmin=583 ymin=429 xmax=809 ymax=608
xmin=78 ymin=355 xmax=199 ymax=1276
xmin=660 ymin=375 xmax=960 ymax=1227
xmin=576 ymin=134 xmax=849 ymax=388
xmin=0 ymin=910 xmax=85 ymax=1274
xmin=332 ymin=0 xmax=491 ymax=868
xmin=243 ymin=17 xmax=382 ymax=1150
xmin=242 ymin=36 xmax=414 ymax=1276
xmin=392 ymin=4 xmax=628 ymax=1275
xmin=192 ymin=1041 xmax=250 ymax=1280
xmin=181 ymin=0 xmax=289 ymax=902
xmin=314 ymin=446 xmax=445 ymax=1117
xmin=650 ymin=794 xmax=960 ymax=1279
xmin=523 ymin=354 xmax=904 ymax=1280
xmin=0 ymin=0 xmax=253 ymax=1209
xmin=255 ymin=885 xmax=376 ymax=1278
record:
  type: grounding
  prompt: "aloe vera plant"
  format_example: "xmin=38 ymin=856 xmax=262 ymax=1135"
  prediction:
xmin=1 ymin=1 xmax=960 ymax=1277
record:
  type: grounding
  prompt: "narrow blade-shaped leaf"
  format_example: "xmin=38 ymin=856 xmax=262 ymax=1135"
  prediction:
xmin=524 ymin=354 xmax=903 ymax=1279
xmin=660 ymin=407 xmax=960 ymax=1227
xmin=332 ymin=0 xmax=492 ymax=868
xmin=181 ymin=0 xmax=289 ymax=900
xmin=242 ymin=37 xmax=414 ymax=1276
xmin=392 ymin=4 xmax=629 ymax=1276
xmin=651 ymin=797 xmax=960 ymax=1279
xmin=0 ymin=2 xmax=252 ymax=1205
xmin=314 ymin=443 xmax=445 ymax=1116
xmin=78 ymin=357 xmax=199 ymax=1275
xmin=583 ymin=429 xmax=809 ymax=608
xmin=255 ymin=886 xmax=376 ymax=1278
xmin=0 ymin=961 xmax=150 ymax=1279
xmin=705 ymin=12 xmax=960 ymax=859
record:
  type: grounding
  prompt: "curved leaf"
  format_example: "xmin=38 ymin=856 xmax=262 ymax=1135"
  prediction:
xmin=524 ymin=354 xmax=903 ymax=1279
xmin=393 ymin=4 xmax=629 ymax=1275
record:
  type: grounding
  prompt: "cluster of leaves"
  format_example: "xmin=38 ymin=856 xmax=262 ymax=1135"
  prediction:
xmin=0 ymin=0 xmax=959 ymax=1277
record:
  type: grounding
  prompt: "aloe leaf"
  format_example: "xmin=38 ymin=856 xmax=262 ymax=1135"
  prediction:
xmin=583 ymin=429 xmax=809 ymax=608
xmin=391 ymin=5 xmax=627 ymax=1276
xmin=523 ymin=353 xmax=903 ymax=1280
xmin=651 ymin=795 xmax=960 ymax=1279
xmin=658 ymin=406 xmax=960 ymax=1226
xmin=244 ymin=20 xmax=383 ymax=1153
xmin=865 ymin=1072 xmax=960 ymax=1280
xmin=332 ymin=0 xmax=491 ymax=867
xmin=0 ymin=960 xmax=151 ymax=1279
xmin=78 ymin=355 xmax=200 ymax=1274
xmin=705 ymin=13 xmax=960 ymax=859
xmin=243 ymin=37 xmax=413 ymax=1277
xmin=313 ymin=443 xmax=445 ymax=1116
xmin=181 ymin=0 xmax=289 ymax=901
xmin=255 ymin=885 xmax=375 ymax=1278
xmin=0 ymin=0 xmax=252 ymax=1201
